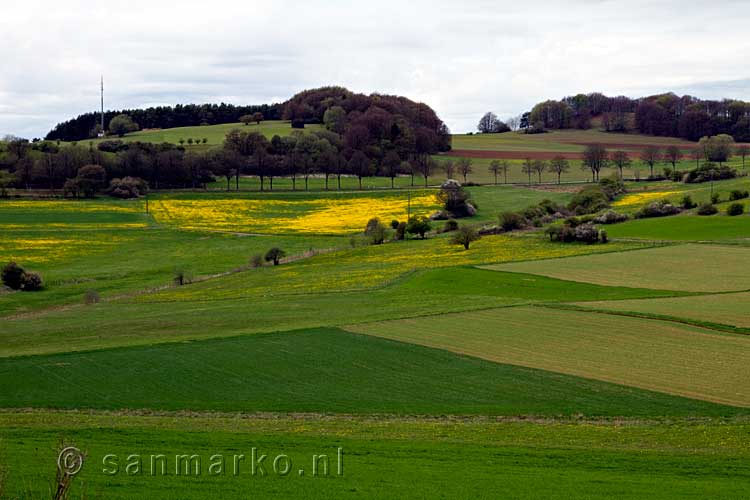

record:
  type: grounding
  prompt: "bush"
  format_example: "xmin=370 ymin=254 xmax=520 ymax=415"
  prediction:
xmin=568 ymin=185 xmax=609 ymax=214
xmin=173 ymin=269 xmax=192 ymax=286
xmin=2 ymin=262 xmax=43 ymax=291
xmin=265 ymin=247 xmax=286 ymax=265
xmin=681 ymin=195 xmax=697 ymax=209
xmin=598 ymin=175 xmax=626 ymax=200
xmin=711 ymin=193 xmax=720 ymax=204
xmin=364 ymin=217 xmax=387 ymax=245
xmin=593 ymin=210 xmax=628 ymax=224
xmin=683 ymin=163 xmax=737 ymax=183
xmin=250 ymin=254 xmax=264 ymax=268
xmin=395 ymin=222 xmax=407 ymax=240
xmin=97 ymin=140 xmax=128 ymax=153
xmin=635 ymin=200 xmax=681 ymax=219
xmin=574 ymin=223 xmax=601 ymax=244
xmin=1 ymin=262 xmax=25 ymax=290
xmin=697 ymin=203 xmax=718 ymax=215
xmin=390 ymin=219 xmax=400 ymax=230
xmin=727 ymin=203 xmax=745 ymax=216
xmin=406 ymin=216 xmax=432 ymax=239
xmin=443 ymin=219 xmax=459 ymax=232
xmin=546 ymin=222 xmax=605 ymax=244
xmin=107 ymin=176 xmax=148 ymax=199
xmin=20 ymin=272 xmax=43 ymax=291
xmin=729 ymin=190 xmax=749 ymax=201
xmin=499 ymin=211 xmax=526 ymax=231
xmin=436 ymin=179 xmax=475 ymax=218
xmin=84 ymin=289 xmax=101 ymax=305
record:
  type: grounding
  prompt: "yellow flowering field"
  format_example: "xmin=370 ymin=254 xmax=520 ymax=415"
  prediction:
xmin=148 ymin=234 xmax=649 ymax=302
xmin=0 ymin=234 xmax=132 ymax=264
xmin=149 ymin=194 xmax=438 ymax=234
xmin=0 ymin=200 xmax=141 ymax=213
xmin=612 ymin=190 xmax=680 ymax=208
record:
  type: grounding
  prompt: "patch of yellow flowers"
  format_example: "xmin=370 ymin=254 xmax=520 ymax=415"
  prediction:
xmin=150 ymin=234 xmax=644 ymax=302
xmin=149 ymin=194 xmax=438 ymax=234
xmin=0 ymin=235 xmax=130 ymax=264
xmin=612 ymin=191 xmax=680 ymax=208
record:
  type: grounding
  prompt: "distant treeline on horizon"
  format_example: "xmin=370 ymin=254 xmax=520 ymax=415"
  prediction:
xmin=517 ymin=92 xmax=750 ymax=142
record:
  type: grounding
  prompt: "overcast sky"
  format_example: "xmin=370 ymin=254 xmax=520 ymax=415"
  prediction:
xmin=2 ymin=0 xmax=750 ymax=138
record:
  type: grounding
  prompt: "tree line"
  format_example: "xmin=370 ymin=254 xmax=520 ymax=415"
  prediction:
xmin=45 ymin=103 xmax=284 ymax=142
xmin=480 ymin=91 xmax=750 ymax=141
xmin=1 ymin=87 xmax=453 ymax=194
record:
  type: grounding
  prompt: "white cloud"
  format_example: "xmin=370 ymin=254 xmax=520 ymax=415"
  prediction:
xmin=1 ymin=0 xmax=749 ymax=138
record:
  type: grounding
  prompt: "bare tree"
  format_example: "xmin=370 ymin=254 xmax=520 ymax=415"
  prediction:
xmin=457 ymin=157 xmax=473 ymax=183
xmin=521 ymin=158 xmax=534 ymax=185
xmin=411 ymin=154 xmax=436 ymax=187
xmin=736 ymin=144 xmax=749 ymax=169
xmin=488 ymin=160 xmax=501 ymax=185
xmin=609 ymin=151 xmax=631 ymax=179
xmin=640 ymin=145 xmax=661 ymax=178
xmin=442 ymin=159 xmax=456 ymax=179
xmin=664 ymin=145 xmax=683 ymax=170
xmin=506 ymin=115 xmax=520 ymax=132
xmin=532 ymin=159 xmax=547 ymax=184
xmin=581 ymin=144 xmax=608 ymax=181
xmin=548 ymin=156 xmax=570 ymax=184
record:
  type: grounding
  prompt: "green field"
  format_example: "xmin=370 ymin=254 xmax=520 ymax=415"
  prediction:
xmin=3 ymin=412 xmax=749 ymax=500
xmin=452 ymin=129 xmax=698 ymax=152
xmin=78 ymin=120 xmax=323 ymax=149
xmin=3 ymin=327 xmax=732 ymax=416
xmin=3 ymin=131 xmax=750 ymax=497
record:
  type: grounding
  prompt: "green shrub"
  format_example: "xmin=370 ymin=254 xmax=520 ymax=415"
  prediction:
xmin=568 ymin=185 xmax=609 ymax=214
xmin=1 ymin=262 xmax=25 ymax=290
xmin=711 ymin=193 xmax=720 ymax=204
xmin=499 ymin=212 xmax=526 ymax=231
xmin=365 ymin=218 xmax=387 ymax=245
xmin=684 ymin=163 xmax=737 ymax=183
xmin=84 ymin=289 xmax=101 ymax=305
xmin=173 ymin=269 xmax=192 ymax=286
xmin=390 ymin=219 xmax=400 ymax=230
xmin=729 ymin=190 xmax=749 ymax=201
xmin=395 ymin=222 xmax=407 ymax=241
xmin=443 ymin=219 xmax=459 ymax=232
xmin=250 ymin=254 xmax=264 ymax=268
xmin=697 ymin=203 xmax=718 ymax=216
xmin=406 ymin=216 xmax=432 ymax=239
xmin=727 ymin=203 xmax=745 ymax=216
xmin=681 ymin=195 xmax=697 ymax=209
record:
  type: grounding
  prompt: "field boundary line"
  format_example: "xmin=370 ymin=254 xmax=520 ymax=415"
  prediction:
xmin=537 ymin=303 xmax=750 ymax=337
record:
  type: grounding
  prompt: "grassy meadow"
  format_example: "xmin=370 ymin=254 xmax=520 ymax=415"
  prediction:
xmin=2 ymin=128 xmax=750 ymax=498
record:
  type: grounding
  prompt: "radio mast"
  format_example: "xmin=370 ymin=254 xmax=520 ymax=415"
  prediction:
xmin=99 ymin=76 xmax=105 ymax=137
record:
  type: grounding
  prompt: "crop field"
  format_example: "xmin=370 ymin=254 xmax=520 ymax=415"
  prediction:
xmin=347 ymin=306 xmax=750 ymax=407
xmin=489 ymin=243 xmax=750 ymax=292
xmin=77 ymin=120 xmax=323 ymax=148
xmin=2 ymin=141 xmax=750 ymax=497
xmin=573 ymin=291 xmax=750 ymax=330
